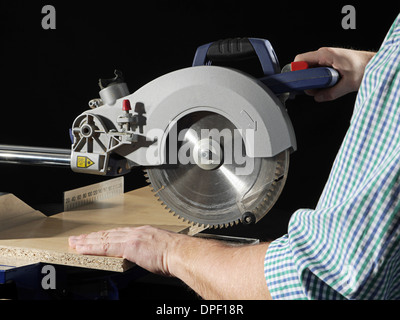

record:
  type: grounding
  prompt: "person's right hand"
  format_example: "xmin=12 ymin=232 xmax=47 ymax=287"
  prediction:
xmin=294 ymin=47 xmax=376 ymax=102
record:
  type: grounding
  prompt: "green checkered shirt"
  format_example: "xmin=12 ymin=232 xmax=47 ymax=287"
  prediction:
xmin=264 ymin=13 xmax=400 ymax=300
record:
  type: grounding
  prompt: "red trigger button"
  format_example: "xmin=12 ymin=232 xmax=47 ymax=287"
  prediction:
xmin=291 ymin=61 xmax=309 ymax=71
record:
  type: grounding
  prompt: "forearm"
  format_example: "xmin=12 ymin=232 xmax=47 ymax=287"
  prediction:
xmin=169 ymin=235 xmax=272 ymax=300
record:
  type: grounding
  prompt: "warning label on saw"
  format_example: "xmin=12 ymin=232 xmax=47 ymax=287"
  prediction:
xmin=77 ymin=156 xmax=94 ymax=168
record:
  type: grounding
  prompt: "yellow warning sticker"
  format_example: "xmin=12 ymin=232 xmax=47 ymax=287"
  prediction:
xmin=77 ymin=156 xmax=95 ymax=168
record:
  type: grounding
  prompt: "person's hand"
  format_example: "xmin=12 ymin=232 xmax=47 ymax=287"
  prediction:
xmin=68 ymin=225 xmax=183 ymax=276
xmin=294 ymin=47 xmax=375 ymax=102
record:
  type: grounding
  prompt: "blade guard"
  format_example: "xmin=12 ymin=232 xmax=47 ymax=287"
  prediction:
xmin=86 ymin=66 xmax=297 ymax=166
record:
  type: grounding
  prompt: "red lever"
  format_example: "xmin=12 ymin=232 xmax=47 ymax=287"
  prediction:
xmin=122 ymin=99 xmax=131 ymax=111
xmin=291 ymin=61 xmax=309 ymax=71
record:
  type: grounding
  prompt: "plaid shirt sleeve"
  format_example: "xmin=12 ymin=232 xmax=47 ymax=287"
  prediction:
xmin=264 ymin=13 xmax=400 ymax=300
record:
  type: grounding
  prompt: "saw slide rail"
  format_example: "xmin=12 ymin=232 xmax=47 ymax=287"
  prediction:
xmin=0 ymin=145 xmax=71 ymax=167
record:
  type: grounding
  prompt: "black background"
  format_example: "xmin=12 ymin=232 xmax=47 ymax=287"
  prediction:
xmin=0 ymin=1 xmax=398 ymax=243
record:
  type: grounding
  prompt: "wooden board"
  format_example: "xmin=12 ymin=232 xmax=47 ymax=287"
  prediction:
xmin=0 ymin=186 xmax=204 ymax=272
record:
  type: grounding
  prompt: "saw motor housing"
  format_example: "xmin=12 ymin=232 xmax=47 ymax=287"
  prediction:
xmin=70 ymin=66 xmax=297 ymax=175
xmin=70 ymin=38 xmax=298 ymax=177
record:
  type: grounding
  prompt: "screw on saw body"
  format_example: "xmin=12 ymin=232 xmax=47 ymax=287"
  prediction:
xmin=80 ymin=124 xmax=94 ymax=138
xmin=242 ymin=212 xmax=256 ymax=225
xmin=88 ymin=98 xmax=103 ymax=109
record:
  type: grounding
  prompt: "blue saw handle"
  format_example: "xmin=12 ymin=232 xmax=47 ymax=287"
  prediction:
xmin=192 ymin=37 xmax=281 ymax=76
xmin=192 ymin=38 xmax=340 ymax=95
xmin=260 ymin=67 xmax=340 ymax=94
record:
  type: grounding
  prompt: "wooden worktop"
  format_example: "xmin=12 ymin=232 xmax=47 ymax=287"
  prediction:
xmin=0 ymin=186 xmax=202 ymax=272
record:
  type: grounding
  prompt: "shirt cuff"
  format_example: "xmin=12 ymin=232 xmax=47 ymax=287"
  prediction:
xmin=264 ymin=234 xmax=307 ymax=300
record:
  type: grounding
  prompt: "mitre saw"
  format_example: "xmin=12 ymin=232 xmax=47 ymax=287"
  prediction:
xmin=0 ymin=38 xmax=338 ymax=228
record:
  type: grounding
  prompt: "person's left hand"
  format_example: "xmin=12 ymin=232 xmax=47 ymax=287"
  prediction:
xmin=68 ymin=225 xmax=181 ymax=276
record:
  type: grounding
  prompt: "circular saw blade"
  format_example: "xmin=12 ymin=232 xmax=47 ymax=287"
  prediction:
xmin=146 ymin=112 xmax=289 ymax=228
